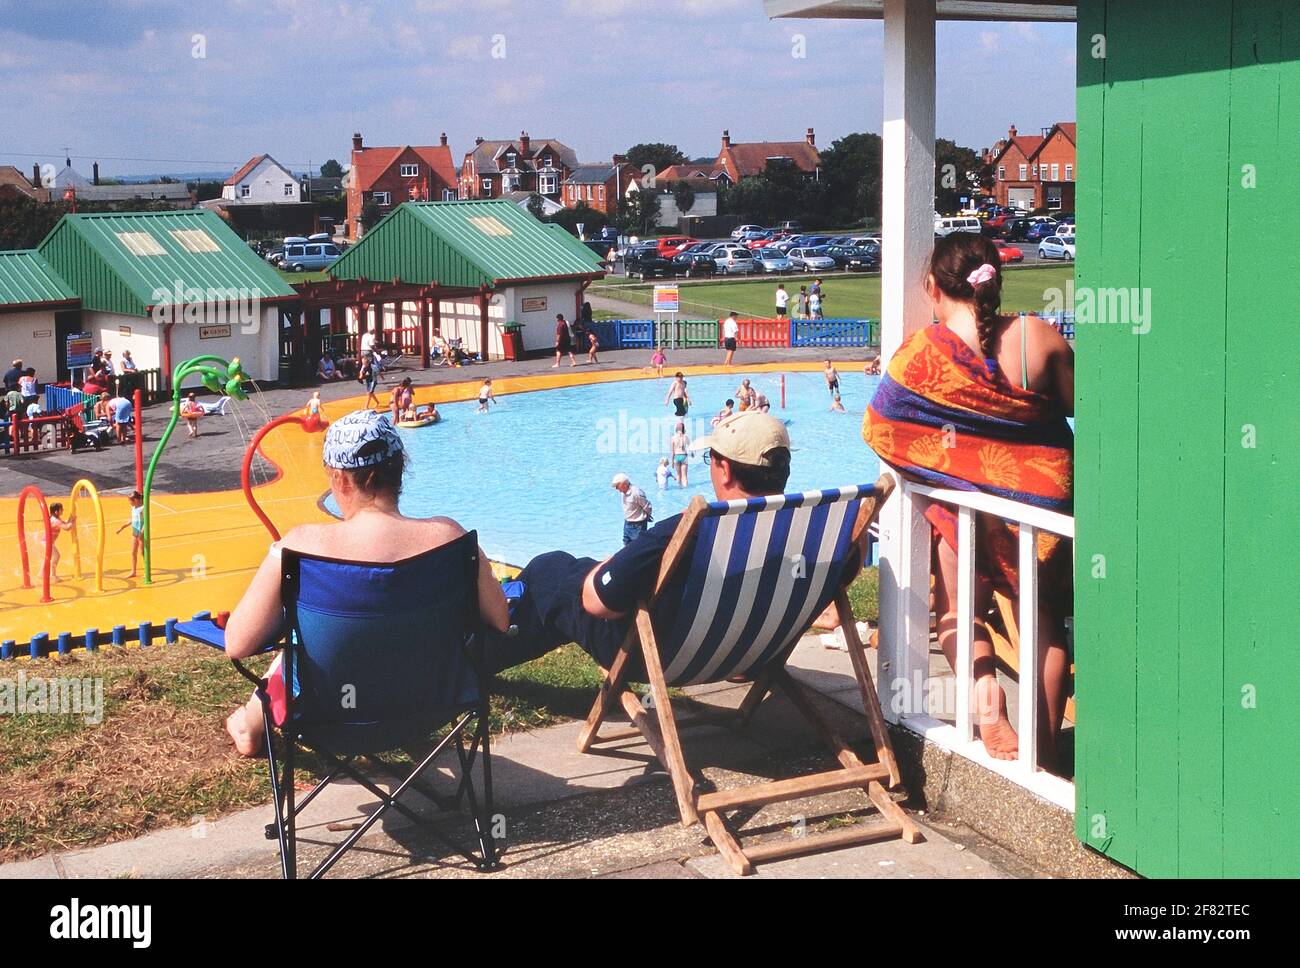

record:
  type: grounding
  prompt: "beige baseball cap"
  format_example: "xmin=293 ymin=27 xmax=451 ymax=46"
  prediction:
xmin=693 ymin=410 xmax=790 ymax=467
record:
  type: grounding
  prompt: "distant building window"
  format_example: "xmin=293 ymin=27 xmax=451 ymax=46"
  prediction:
xmin=1065 ymin=164 xmax=1073 ymax=181
xmin=373 ymin=191 xmax=391 ymax=206
xmin=598 ymin=185 xmax=605 ymax=201
xmin=538 ymin=174 xmax=557 ymax=194
xmin=1031 ymin=164 xmax=1038 ymax=178
xmin=585 ymin=185 xmax=593 ymax=200
xmin=505 ymin=152 xmax=517 ymax=167
xmin=542 ymin=154 xmax=553 ymax=168
xmin=998 ymin=166 xmax=1005 ymax=181
xmin=481 ymin=178 xmax=493 ymax=196
xmin=284 ymin=183 xmax=295 ymax=197
xmin=1050 ymin=164 xmax=1060 ymax=181
xmin=400 ymin=164 xmax=419 ymax=178
xmin=443 ymin=189 xmax=457 ymax=201
xmin=240 ymin=185 xmax=251 ymax=198
xmin=1019 ymin=164 xmax=1027 ymax=180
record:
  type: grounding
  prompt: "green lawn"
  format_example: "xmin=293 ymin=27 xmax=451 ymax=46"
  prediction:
xmin=276 ymin=269 xmax=329 ymax=285
xmin=590 ymin=264 xmax=1074 ymax=319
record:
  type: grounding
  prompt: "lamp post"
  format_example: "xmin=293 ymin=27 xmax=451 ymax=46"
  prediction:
xmin=141 ymin=355 xmax=249 ymax=585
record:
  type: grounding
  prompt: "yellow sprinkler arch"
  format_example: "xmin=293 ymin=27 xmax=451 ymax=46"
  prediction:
xmin=68 ymin=479 xmax=106 ymax=593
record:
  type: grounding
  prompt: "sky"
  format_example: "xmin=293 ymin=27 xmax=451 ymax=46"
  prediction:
xmin=0 ymin=0 xmax=1077 ymax=179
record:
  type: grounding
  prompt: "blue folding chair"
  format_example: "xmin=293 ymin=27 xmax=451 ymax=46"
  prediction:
xmin=577 ymin=475 xmax=919 ymax=874
xmin=180 ymin=531 xmax=499 ymax=878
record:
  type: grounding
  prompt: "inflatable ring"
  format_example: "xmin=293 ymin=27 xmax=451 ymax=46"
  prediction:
xmin=396 ymin=413 xmax=440 ymax=429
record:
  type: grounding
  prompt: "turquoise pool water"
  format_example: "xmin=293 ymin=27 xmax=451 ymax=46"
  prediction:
xmin=326 ymin=370 xmax=882 ymax=567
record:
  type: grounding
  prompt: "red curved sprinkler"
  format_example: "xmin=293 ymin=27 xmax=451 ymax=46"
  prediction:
xmin=17 ymin=485 xmax=54 ymax=603
xmin=242 ymin=413 xmax=328 ymax=541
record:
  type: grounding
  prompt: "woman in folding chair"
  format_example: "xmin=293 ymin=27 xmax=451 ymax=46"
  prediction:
xmin=487 ymin=410 xmax=916 ymax=874
xmin=220 ymin=410 xmax=510 ymax=877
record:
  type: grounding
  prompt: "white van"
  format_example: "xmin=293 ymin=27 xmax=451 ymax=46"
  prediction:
xmin=934 ymin=216 xmax=982 ymax=237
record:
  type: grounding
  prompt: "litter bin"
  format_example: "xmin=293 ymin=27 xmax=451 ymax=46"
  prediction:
xmin=501 ymin=323 xmax=525 ymax=361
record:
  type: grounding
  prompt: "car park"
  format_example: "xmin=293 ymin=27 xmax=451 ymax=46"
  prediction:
xmin=823 ymin=245 xmax=879 ymax=271
xmin=1056 ymin=223 xmax=1075 ymax=239
xmin=657 ymin=235 xmax=698 ymax=257
xmin=752 ymin=248 xmax=793 ymax=273
xmin=731 ymin=224 xmax=764 ymax=239
xmin=787 ymin=247 xmax=838 ymax=272
xmin=999 ymin=218 xmax=1032 ymax=242
xmin=934 ymin=216 xmax=982 ymax=236
xmin=280 ymin=237 xmax=343 ymax=272
xmin=624 ymin=249 xmax=680 ymax=279
xmin=777 ymin=220 xmax=804 ymax=233
xmin=1038 ymin=235 xmax=1076 ymax=261
xmin=1025 ymin=221 xmax=1059 ymax=243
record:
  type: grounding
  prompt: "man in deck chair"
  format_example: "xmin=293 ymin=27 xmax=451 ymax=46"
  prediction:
xmin=485 ymin=410 xmax=793 ymax=676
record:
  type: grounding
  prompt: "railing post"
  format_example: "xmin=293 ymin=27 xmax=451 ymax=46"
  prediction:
xmin=955 ymin=505 xmax=976 ymax=743
xmin=876 ymin=478 xmax=933 ymax=723
xmin=1017 ymin=524 xmax=1039 ymax=771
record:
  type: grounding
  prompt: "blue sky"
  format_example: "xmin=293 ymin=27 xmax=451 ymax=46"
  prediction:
xmin=0 ymin=0 xmax=1076 ymax=178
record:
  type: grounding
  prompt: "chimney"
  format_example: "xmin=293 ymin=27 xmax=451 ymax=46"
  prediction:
xmin=352 ymin=132 xmax=364 ymax=152
xmin=475 ymin=136 xmax=485 ymax=146
xmin=439 ymin=131 xmax=448 ymax=147
xmin=1008 ymin=124 xmax=1017 ymax=140
xmin=806 ymin=127 xmax=815 ymax=146
xmin=32 ymin=163 xmax=41 ymax=188
xmin=520 ymin=131 xmax=531 ymax=154
xmin=93 ymin=162 xmax=100 ymax=186
xmin=721 ymin=129 xmax=731 ymax=148
xmin=612 ymin=153 xmax=627 ymax=166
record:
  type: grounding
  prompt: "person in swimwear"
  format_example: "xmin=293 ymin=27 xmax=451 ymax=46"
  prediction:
xmin=114 ymin=490 xmax=144 ymax=579
xmin=670 ymin=421 xmax=691 ymax=487
xmin=46 ymin=502 xmax=76 ymax=582
xmin=655 ymin=457 xmax=673 ymax=490
xmin=735 ymin=379 xmax=756 ymax=412
xmin=829 ymin=391 xmax=846 ymax=413
xmin=824 ymin=360 xmax=840 ymax=396
xmin=664 ymin=372 xmax=690 ymax=417
xmin=712 ymin=399 xmax=735 ymax=427
xmin=477 ymin=378 xmax=495 ymax=413
xmin=651 ymin=347 xmax=666 ymax=377
xmin=390 ymin=377 xmax=414 ymax=423
xmin=304 ymin=390 xmax=329 ymax=430
xmin=181 ymin=392 xmax=205 ymax=438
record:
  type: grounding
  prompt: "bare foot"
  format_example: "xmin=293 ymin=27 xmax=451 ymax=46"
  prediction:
xmin=226 ymin=708 xmax=263 ymax=757
xmin=812 ymin=601 xmax=842 ymax=630
xmin=975 ymin=675 xmax=1019 ymax=760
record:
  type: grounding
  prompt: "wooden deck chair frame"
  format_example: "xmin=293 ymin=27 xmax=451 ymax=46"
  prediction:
xmin=577 ymin=475 xmax=920 ymax=875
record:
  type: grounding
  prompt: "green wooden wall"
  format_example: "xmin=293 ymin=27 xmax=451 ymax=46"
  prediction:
xmin=1075 ymin=0 xmax=1299 ymax=876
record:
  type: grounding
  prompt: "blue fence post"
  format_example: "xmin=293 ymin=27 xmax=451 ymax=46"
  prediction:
xmin=30 ymin=632 xmax=48 ymax=660
xmin=57 ymin=632 xmax=72 ymax=656
xmin=164 ymin=618 xmax=178 ymax=644
xmin=1 ymin=640 xmax=13 ymax=661
xmin=85 ymin=628 xmax=99 ymax=653
xmin=139 ymin=622 xmax=153 ymax=648
xmin=111 ymin=625 xmax=125 ymax=648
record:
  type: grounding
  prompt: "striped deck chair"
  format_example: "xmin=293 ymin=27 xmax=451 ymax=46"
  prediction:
xmin=578 ymin=474 xmax=920 ymax=875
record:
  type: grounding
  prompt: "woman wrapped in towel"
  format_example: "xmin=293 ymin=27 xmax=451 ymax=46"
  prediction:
xmin=863 ymin=233 xmax=1074 ymax=767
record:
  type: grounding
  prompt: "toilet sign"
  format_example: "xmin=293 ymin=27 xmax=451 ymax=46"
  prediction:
xmin=653 ymin=285 xmax=680 ymax=313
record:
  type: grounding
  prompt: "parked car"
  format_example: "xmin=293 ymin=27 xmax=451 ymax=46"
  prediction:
xmin=657 ymin=235 xmax=697 ymax=257
xmin=934 ymin=216 xmax=982 ymax=237
xmin=264 ymin=247 xmax=285 ymax=266
xmin=752 ymin=248 xmax=793 ymax=273
xmin=1038 ymin=235 xmax=1076 ymax=261
xmin=993 ymin=240 xmax=1024 ymax=263
xmin=731 ymin=223 xmax=764 ymax=239
xmin=1025 ymin=221 xmax=1059 ymax=242
xmin=777 ymin=220 xmax=804 ymax=233
xmin=1056 ymin=213 xmax=1075 ymax=224
xmin=1000 ymin=218 xmax=1032 ymax=242
xmin=1056 ymin=223 xmax=1075 ymax=239
xmin=787 ymin=247 xmax=838 ymax=272
xmin=822 ymin=245 xmax=878 ymax=271
xmin=714 ymin=249 xmax=758 ymax=275
xmin=671 ymin=251 xmax=718 ymax=277
xmin=281 ymin=239 xmax=343 ymax=272
xmin=624 ymin=250 xmax=679 ymax=279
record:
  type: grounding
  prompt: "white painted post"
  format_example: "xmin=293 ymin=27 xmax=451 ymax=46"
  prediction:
xmin=955 ymin=505 xmax=976 ymax=743
xmin=1017 ymin=524 xmax=1039 ymax=771
xmin=876 ymin=0 xmax=937 ymax=723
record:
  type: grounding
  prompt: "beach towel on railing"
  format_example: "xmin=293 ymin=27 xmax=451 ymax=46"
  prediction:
xmin=862 ymin=322 xmax=1073 ymax=596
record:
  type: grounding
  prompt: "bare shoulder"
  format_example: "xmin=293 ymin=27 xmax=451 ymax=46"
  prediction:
xmin=277 ymin=521 xmax=339 ymax=555
xmin=1021 ymin=313 xmax=1071 ymax=355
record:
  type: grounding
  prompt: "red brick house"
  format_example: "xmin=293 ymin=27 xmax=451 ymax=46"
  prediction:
xmin=0 ymin=165 xmax=49 ymax=202
xmin=346 ymin=132 xmax=459 ymax=238
xmin=560 ymin=156 xmax=639 ymax=215
xmin=459 ymin=133 xmax=579 ymax=202
xmin=985 ymin=122 xmax=1076 ymax=212
xmin=712 ymin=128 xmax=821 ymax=182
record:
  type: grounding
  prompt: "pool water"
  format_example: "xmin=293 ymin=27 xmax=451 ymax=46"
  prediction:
xmin=326 ymin=370 xmax=882 ymax=567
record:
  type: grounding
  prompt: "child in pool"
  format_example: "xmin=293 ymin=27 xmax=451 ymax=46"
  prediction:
xmin=414 ymin=403 xmax=439 ymax=422
xmin=655 ymin=458 xmax=673 ymax=490
xmin=477 ymin=379 xmax=495 ymax=413
xmin=670 ymin=421 xmax=691 ymax=487
xmin=46 ymin=502 xmax=76 ymax=582
xmin=114 ymin=491 xmax=144 ymax=579
xmin=830 ymin=391 xmax=846 ymax=413
xmin=304 ymin=390 xmax=328 ymax=429
xmin=711 ymin=399 xmax=735 ymax=427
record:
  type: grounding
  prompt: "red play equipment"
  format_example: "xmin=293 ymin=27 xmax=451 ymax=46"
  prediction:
xmin=17 ymin=485 xmax=54 ymax=603
xmin=241 ymin=413 xmax=329 ymax=542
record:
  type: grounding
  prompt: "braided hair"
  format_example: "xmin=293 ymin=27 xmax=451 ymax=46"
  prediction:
xmin=928 ymin=233 xmax=1005 ymax=362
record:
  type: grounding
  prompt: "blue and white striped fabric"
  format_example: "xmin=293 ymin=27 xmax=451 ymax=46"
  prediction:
xmin=653 ymin=484 xmax=877 ymax=686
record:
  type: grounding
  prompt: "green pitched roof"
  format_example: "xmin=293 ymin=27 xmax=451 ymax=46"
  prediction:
xmin=37 ymin=209 xmax=296 ymax=318
xmin=0 ymin=250 xmax=78 ymax=310
xmin=330 ymin=200 xmax=605 ymax=289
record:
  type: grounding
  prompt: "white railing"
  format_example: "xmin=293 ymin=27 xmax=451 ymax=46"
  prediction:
xmin=876 ymin=472 xmax=1076 ymax=810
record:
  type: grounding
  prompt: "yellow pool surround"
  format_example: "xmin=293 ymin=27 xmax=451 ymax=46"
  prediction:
xmin=0 ymin=360 xmax=849 ymax=651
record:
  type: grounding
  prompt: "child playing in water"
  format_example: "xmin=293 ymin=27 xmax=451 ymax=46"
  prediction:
xmin=830 ymin=391 xmax=846 ymax=413
xmin=655 ymin=457 xmax=672 ymax=490
xmin=824 ymin=360 xmax=840 ymax=396
xmin=735 ymin=379 xmax=755 ymax=412
xmin=115 ymin=491 xmax=144 ymax=579
xmin=477 ymin=378 xmax=495 ymax=413
xmin=651 ymin=347 xmax=666 ymax=377
xmin=863 ymin=356 xmax=881 ymax=376
xmin=46 ymin=502 xmax=76 ymax=582
xmin=304 ymin=390 xmax=328 ymax=430
xmin=712 ymin=399 xmax=735 ymax=427
xmin=181 ymin=393 xmax=204 ymax=438
xmin=361 ymin=356 xmax=380 ymax=410
xmin=670 ymin=421 xmax=691 ymax=487
xmin=664 ymin=372 xmax=690 ymax=416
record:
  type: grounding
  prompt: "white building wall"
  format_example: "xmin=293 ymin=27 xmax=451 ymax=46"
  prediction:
xmin=88 ymin=304 xmax=281 ymax=383
xmin=0 ymin=310 xmax=60 ymax=380
xmin=221 ymin=157 xmax=302 ymax=204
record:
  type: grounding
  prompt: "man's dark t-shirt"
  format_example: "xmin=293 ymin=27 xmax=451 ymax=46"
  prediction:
xmin=2 ymin=366 xmax=20 ymax=392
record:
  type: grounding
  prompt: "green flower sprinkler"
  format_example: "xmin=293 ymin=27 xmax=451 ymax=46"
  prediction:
xmin=141 ymin=356 xmax=250 ymax=585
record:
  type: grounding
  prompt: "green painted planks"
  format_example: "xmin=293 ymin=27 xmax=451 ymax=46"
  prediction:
xmin=1074 ymin=0 xmax=1143 ymax=867
xmin=1222 ymin=0 xmax=1300 ymax=878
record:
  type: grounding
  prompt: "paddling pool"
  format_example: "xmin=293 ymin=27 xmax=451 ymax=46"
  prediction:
xmin=326 ymin=370 xmax=883 ymax=567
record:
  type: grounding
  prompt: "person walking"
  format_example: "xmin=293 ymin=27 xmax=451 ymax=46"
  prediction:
xmin=611 ymin=472 xmax=652 ymax=545
xmin=722 ymin=311 xmax=740 ymax=367
xmin=664 ymin=371 xmax=690 ymax=417
xmin=553 ymin=313 xmax=577 ymax=367
xmin=775 ymin=284 xmax=789 ymax=319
